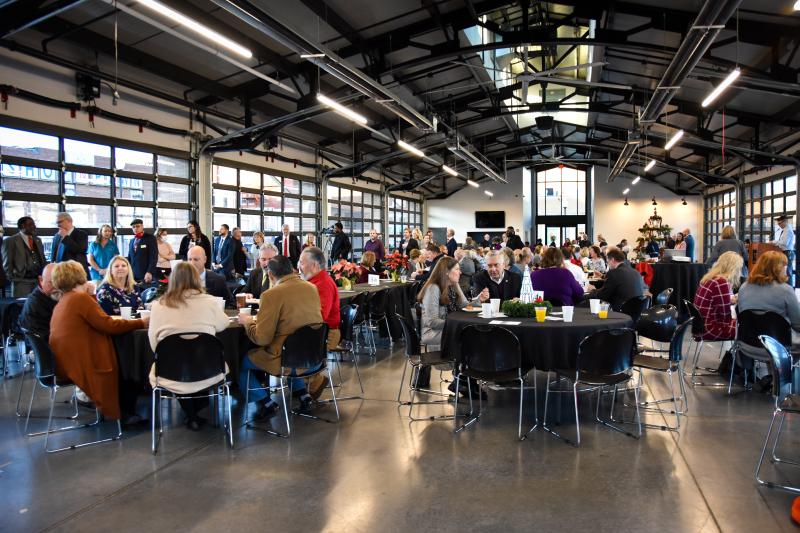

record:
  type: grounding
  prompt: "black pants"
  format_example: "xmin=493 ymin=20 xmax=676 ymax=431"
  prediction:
xmin=178 ymin=394 xmax=209 ymax=420
xmin=119 ymin=378 xmax=140 ymax=419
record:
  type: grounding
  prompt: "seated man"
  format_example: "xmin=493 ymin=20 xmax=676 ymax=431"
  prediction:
xmin=298 ymin=246 xmax=341 ymax=351
xmin=19 ymin=263 xmax=58 ymax=340
xmin=186 ymin=245 xmax=235 ymax=308
xmin=243 ymin=243 xmax=278 ymax=298
xmin=238 ymin=255 xmax=327 ymax=418
xmin=586 ymin=248 xmax=646 ymax=310
xmin=471 ymin=250 xmax=521 ymax=303
xmin=411 ymin=243 xmax=444 ymax=283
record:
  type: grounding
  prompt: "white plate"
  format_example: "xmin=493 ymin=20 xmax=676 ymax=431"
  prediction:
xmin=462 ymin=307 xmax=482 ymax=312
xmin=246 ymin=299 xmax=260 ymax=305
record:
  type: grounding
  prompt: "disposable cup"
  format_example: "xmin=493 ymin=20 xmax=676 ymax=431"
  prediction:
xmin=562 ymin=306 xmax=574 ymax=322
xmin=481 ymin=303 xmax=493 ymax=318
xmin=120 ymin=307 xmax=132 ymax=319
xmin=490 ymin=298 xmax=501 ymax=314
xmin=589 ymin=299 xmax=600 ymax=314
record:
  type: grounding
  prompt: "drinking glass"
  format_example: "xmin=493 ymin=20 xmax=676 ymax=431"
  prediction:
xmin=535 ymin=307 xmax=547 ymax=322
xmin=598 ymin=302 xmax=610 ymax=319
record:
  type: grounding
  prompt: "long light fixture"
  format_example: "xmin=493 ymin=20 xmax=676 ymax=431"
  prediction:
xmin=622 ymin=188 xmax=630 ymax=195
xmin=701 ymin=68 xmax=741 ymax=107
xmin=664 ymin=130 xmax=684 ymax=150
xmin=316 ymin=94 xmax=367 ymax=125
xmin=137 ymin=0 xmax=252 ymax=58
xmin=644 ymin=160 xmax=656 ymax=172
xmin=397 ymin=140 xmax=425 ymax=158
xmin=484 ymin=190 xmax=494 ymax=197
xmin=300 ymin=53 xmax=326 ymax=58
xmin=632 ymin=177 xmax=641 ymax=185
xmin=442 ymin=164 xmax=459 ymax=177
xmin=466 ymin=179 xmax=480 ymax=188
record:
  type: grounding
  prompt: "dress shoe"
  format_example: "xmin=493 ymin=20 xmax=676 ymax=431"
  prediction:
xmin=253 ymin=401 xmax=280 ymax=420
xmin=299 ymin=395 xmax=315 ymax=412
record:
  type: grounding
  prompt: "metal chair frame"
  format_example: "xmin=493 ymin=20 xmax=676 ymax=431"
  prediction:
xmin=727 ymin=309 xmax=790 ymax=396
xmin=684 ymin=299 xmax=734 ymax=387
xmin=327 ymin=304 xmax=364 ymax=401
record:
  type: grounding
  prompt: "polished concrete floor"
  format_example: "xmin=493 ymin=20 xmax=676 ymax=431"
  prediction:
xmin=1 ymin=337 xmax=800 ymax=532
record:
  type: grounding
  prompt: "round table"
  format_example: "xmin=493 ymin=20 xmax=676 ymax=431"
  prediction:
xmin=648 ymin=262 xmax=709 ymax=316
xmin=442 ymin=308 xmax=633 ymax=371
xmin=339 ymin=281 xmax=414 ymax=340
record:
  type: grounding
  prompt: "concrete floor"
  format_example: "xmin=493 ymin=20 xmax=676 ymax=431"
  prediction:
xmin=1 ymin=338 xmax=800 ymax=532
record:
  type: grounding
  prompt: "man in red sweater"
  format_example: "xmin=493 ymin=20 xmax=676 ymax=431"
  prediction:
xmin=298 ymin=246 xmax=341 ymax=350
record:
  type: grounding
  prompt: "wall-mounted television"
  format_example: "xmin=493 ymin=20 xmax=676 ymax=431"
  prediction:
xmin=475 ymin=210 xmax=505 ymax=228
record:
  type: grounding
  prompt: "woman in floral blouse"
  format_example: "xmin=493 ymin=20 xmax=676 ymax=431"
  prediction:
xmin=96 ymin=255 xmax=142 ymax=316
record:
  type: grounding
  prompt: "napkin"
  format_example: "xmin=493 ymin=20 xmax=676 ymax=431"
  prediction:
xmin=489 ymin=320 xmax=521 ymax=325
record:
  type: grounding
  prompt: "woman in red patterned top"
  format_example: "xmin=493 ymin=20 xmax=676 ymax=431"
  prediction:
xmin=692 ymin=251 xmax=743 ymax=340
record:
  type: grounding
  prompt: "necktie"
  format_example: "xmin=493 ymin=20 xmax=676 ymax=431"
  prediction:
xmin=216 ymin=237 xmax=223 ymax=262
xmin=28 ymin=236 xmax=34 ymax=250
xmin=283 ymin=236 xmax=289 ymax=257
xmin=262 ymin=270 xmax=268 ymax=289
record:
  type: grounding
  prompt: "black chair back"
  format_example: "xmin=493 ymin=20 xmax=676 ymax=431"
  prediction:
xmin=368 ymin=289 xmax=388 ymax=320
xmin=281 ymin=323 xmax=329 ymax=369
xmin=620 ymin=295 xmax=651 ymax=324
xmin=655 ymin=288 xmax=674 ymax=306
xmin=636 ymin=304 xmax=679 ymax=343
xmin=350 ymin=292 xmax=366 ymax=324
xmin=577 ymin=328 xmax=636 ymax=375
xmin=683 ymin=299 xmax=705 ymax=338
xmin=460 ymin=325 xmax=521 ymax=374
xmin=141 ymin=286 xmax=158 ymax=304
xmin=339 ymin=304 xmax=358 ymax=343
xmin=412 ymin=301 xmax=424 ymax=336
xmin=23 ymin=331 xmax=58 ymax=388
xmin=737 ymin=310 xmax=791 ymax=349
xmin=759 ymin=335 xmax=793 ymax=400
xmin=3 ymin=300 xmax=25 ymax=337
xmin=668 ymin=319 xmax=693 ymax=362
xmin=153 ymin=333 xmax=226 ymax=383
xmin=395 ymin=312 xmax=422 ymax=357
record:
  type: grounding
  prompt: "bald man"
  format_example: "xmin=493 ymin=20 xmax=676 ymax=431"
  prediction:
xmin=19 ymin=263 xmax=59 ymax=341
xmin=187 ymin=245 xmax=235 ymax=308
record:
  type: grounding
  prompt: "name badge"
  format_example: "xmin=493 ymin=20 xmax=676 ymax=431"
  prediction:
xmin=368 ymin=274 xmax=380 ymax=286
xmin=140 ymin=244 xmax=147 ymax=249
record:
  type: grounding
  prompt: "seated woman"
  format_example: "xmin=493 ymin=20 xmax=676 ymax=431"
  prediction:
xmin=692 ymin=251 xmax=743 ymax=340
xmin=737 ymin=250 xmax=800 ymax=331
xmin=96 ymin=256 xmax=142 ymax=316
xmin=530 ymin=247 xmax=585 ymax=306
xmin=148 ymin=262 xmax=230 ymax=431
xmin=587 ymin=245 xmax=607 ymax=274
xmin=49 ymin=260 xmax=147 ymax=423
xmin=419 ymin=256 xmax=468 ymax=352
xmin=356 ymin=251 xmax=382 ymax=284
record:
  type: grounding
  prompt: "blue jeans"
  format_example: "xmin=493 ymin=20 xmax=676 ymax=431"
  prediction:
xmin=239 ymin=355 xmax=320 ymax=403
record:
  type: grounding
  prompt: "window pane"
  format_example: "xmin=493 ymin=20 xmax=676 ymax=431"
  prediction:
xmin=213 ymin=189 xmax=237 ymax=208
xmin=787 ymin=195 xmax=796 ymax=212
xmin=212 ymin=165 xmax=237 ymax=186
xmin=64 ymin=139 xmax=111 ymax=168
xmin=116 ymin=176 xmax=154 ymax=201
xmin=301 ymin=217 xmax=316 ymax=233
xmin=263 ymin=174 xmax=281 ymax=194
xmin=117 ymin=205 xmax=154 ymax=228
xmin=157 ymin=155 xmax=189 ymax=178
xmin=352 ymin=204 xmax=363 ymax=218
xmin=302 ymin=181 xmax=316 ymax=196
xmin=352 ymin=189 xmax=362 ymax=205
xmin=774 ymin=197 xmax=784 ymax=214
xmin=284 ymin=178 xmax=300 ymax=195
xmin=66 ymin=203 xmax=112 ymax=228
xmin=64 ymin=171 xmax=111 ymax=198
xmin=158 ymin=208 xmax=190 ymax=228
xmin=284 ymin=197 xmax=300 ymax=213
xmin=263 ymin=195 xmax=281 ymax=212
xmin=240 ymin=170 xmax=260 ymax=189
xmin=157 ymin=182 xmax=190 ymax=203
xmin=787 ymin=175 xmax=797 ymax=193
xmin=0 ymin=127 xmax=59 ymax=162
xmin=213 ymin=212 xmax=237 ymax=230
xmin=327 ymin=185 xmax=339 ymax=201
xmin=328 ymin=202 xmax=339 ymax=217
xmin=3 ymin=199 xmax=58 ymax=227
xmin=774 ymin=179 xmax=784 ymax=195
xmin=302 ymin=199 xmax=317 ymax=215
xmin=340 ymin=188 xmax=351 ymax=203
xmin=284 ymin=217 xmax=300 ymax=232
xmin=1 ymin=164 xmax=59 ymax=194
xmin=241 ymin=191 xmax=261 ymax=210
xmin=263 ymin=215 xmax=282 ymax=232
xmin=240 ymin=214 xmax=261 ymax=232
xmin=341 ymin=204 xmax=351 ymax=218
xmin=115 ymin=147 xmax=153 ymax=174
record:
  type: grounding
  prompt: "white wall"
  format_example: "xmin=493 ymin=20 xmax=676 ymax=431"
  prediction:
xmin=427 ymin=167 xmax=525 ymax=240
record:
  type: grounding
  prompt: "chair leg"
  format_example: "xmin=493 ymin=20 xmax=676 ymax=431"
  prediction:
xmin=280 ymin=377 xmax=291 ymax=437
xmin=225 ymin=384 xmax=234 ymax=448
xmin=753 ymin=409 xmax=800 ymax=493
xmin=396 ymin=359 xmax=409 ymax=404
xmin=327 ymin=366 xmax=340 ymax=421
xmin=517 ymin=374 xmax=525 ymax=441
xmin=573 ymin=381 xmax=581 ymax=446
xmin=151 ymin=389 xmax=159 ymax=454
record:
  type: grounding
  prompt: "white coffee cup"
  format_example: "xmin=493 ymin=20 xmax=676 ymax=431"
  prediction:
xmin=239 ymin=307 xmax=252 ymax=316
xmin=490 ymin=298 xmax=501 ymax=314
xmin=589 ymin=299 xmax=600 ymax=314
xmin=562 ymin=306 xmax=574 ymax=322
xmin=120 ymin=306 xmax=132 ymax=319
xmin=481 ymin=303 xmax=493 ymax=318
xmin=138 ymin=310 xmax=151 ymax=319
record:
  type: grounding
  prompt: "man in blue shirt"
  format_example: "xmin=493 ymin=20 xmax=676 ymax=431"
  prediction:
xmin=682 ymin=227 xmax=695 ymax=262
xmin=772 ymin=215 xmax=796 ymax=285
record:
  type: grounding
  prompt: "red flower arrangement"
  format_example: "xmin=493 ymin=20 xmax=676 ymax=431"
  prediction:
xmin=330 ymin=259 xmax=362 ymax=287
xmin=384 ymin=251 xmax=409 ymax=278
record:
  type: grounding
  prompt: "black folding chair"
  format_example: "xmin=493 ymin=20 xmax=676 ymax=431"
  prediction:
xmin=367 ymin=289 xmax=392 ymax=348
xmin=2 ymin=300 xmax=26 ymax=378
xmin=151 ymin=333 xmax=233 ymax=454
xmin=350 ymin=292 xmax=374 ymax=355
xmin=684 ymin=299 xmax=735 ymax=387
xmin=729 ymin=310 xmax=791 ymax=395
xmin=140 ymin=286 xmax=158 ymax=304
xmin=655 ymin=288 xmax=674 ymax=306
xmin=620 ymin=295 xmax=651 ymax=325
xmin=328 ymin=304 xmax=364 ymax=399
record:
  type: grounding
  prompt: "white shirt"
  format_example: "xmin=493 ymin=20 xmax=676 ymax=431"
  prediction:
xmin=774 ymin=224 xmax=796 ymax=252
xmin=564 ymin=260 xmax=585 ymax=283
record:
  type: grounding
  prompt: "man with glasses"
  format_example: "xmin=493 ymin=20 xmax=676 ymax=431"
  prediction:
xmin=52 ymin=212 xmax=89 ymax=275
xmin=471 ymin=250 xmax=521 ymax=303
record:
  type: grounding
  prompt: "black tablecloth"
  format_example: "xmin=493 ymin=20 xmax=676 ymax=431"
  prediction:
xmin=649 ymin=262 xmax=709 ymax=316
xmin=114 ymin=323 xmax=250 ymax=386
xmin=339 ymin=281 xmax=413 ymax=340
xmin=442 ymin=308 xmax=633 ymax=372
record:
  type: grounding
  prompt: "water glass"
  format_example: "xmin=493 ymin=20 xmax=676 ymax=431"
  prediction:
xmin=120 ymin=306 xmax=132 ymax=319
xmin=562 ymin=306 xmax=574 ymax=322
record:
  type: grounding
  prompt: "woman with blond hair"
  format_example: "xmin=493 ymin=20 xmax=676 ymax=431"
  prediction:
xmin=707 ymin=225 xmax=748 ymax=276
xmin=692 ymin=251 xmax=743 ymax=340
xmin=737 ymin=250 xmax=800 ymax=331
xmin=96 ymin=255 xmax=142 ymax=316
xmin=147 ymin=262 xmax=230 ymax=430
xmin=250 ymin=231 xmax=266 ymax=265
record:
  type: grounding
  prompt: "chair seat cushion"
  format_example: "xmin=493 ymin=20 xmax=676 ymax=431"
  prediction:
xmin=633 ymin=354 xmax=678 ymax=371
xmin=780 ymin=395 xmax=800 ymax=413
xmin=555 ymin=369 xmax=632 ymax=386
xmin=413 ymin=351 xmax=453 ymax=367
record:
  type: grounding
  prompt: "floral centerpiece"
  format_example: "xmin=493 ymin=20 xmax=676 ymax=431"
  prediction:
xmin=153 ymin=277 xmax=169 ymax=299
xmin=330 ymin=260 xmax=361 ymax=290
xmin=384 ymin=251 xmax=409 ymax=281
xmin=501 ymin=297 xmax=553 ymax=318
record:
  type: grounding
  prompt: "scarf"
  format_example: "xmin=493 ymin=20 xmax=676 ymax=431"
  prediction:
xmin=446 ymin=286 xmax=460 ymax=313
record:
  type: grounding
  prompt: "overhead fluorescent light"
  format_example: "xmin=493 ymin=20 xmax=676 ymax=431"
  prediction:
xmin=644 ymin=160 xmax=656 ymax=172
xmin=316 ymin=93 xmax=367 ymax=125
xmin=442 ymin=165 xmax=458 ymax=177
xmin=136 ymin=0 xmax=252 ymax=58
xmin=466 ymin=179 xmax=480 ymax=188
xmin=701 ymin=68 xmax=741 ymax=107
xmin=300 ymin=53 xmax=326 ymax=58
xmin=484 ymin=190 xmax=494 ymax=197
xmin=622 ymin=188 xmax=630 ymax=195
xmin=397 ymin=140 xmax=425 ymax=158
xmin=664 ymin=130 xmax=684 ymax=150
xmin=631 ymin=176 xmax=641 ymax=185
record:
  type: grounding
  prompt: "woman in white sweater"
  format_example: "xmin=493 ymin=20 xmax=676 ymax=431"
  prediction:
xmin=148 ymin=262 xmax=230 ymax=430
xmin=418 ymin=256 xmax=469 ymax=351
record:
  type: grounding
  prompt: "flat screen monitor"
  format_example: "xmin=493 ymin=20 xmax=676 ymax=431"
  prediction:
xmin=475 ymin=210 xmax=505 ymax=228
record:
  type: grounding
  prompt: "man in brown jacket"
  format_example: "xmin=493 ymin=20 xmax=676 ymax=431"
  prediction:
xmin=237 ymin=254 xmax=327 ymax=419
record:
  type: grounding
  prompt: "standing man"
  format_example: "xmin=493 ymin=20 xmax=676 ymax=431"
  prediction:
xmin=2 ymin=217 xmax=45 ymax=297
xmin=772 ymin=215 xmax=796 ymax=285
xmin=274 ymin=223 xmax=301 ymax=268
xmin=364 ymin=228 xmax=386 ymax=262
xmin=212 ymin=224 xmax=234 ymax=279
xmin=505 ymin=227 xmax=524 ymax=250
xmin=330 ymin=222 xmax=351 ymax=262
xmin=445 ymin=228 xmax=457 ymax=257
xmin=298 ymin=246 xmax=341 ymax=352
xmin=480 ymin=233 xmax=491 ymax=248
xmin=127 ymin=218 xmax=158 ymax=284
xmin=244 ymin=243 xmax=278 ymax=298
xmin=683 ymin=227 xmax=696 ymax=262
xmin=51 ymin=212 xmax=89 ymax=275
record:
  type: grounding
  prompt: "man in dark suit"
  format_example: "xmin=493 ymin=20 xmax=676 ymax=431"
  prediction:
xmin=127 ymin=218 xmax=158 ymax=283
xmin=52 ymin=212 xmax=89 ymax=274
xmin=411 ymin=243 xmax=444 ymax=284
xmin=397 ymin=228 xmax=419 ymax=256
xmin=330 ymin=221 xmax=351 ymax=262
xmin=2 ymin=216 xmax=46 ymax=297
xmin=505 ymin=227 xmax=524 ymax=250
xmin=187 ymin=245 xmax=235 ymax=308
xmin=212 ymin=224 xmax=235 ymax=279
xmin=587 ymin=248 xmax=646 ymax=310
xmin=274 ymin=223 xmax=301 ymax=268
xmin=445 ymin=228 xmax=458 ymax=257
xmin=472 ymin=250 xmax=522 ymax=303
xmin=243 ymin=243 xmax=277 ymax=298
xmin=19 ymin=263 xmax=58 ymax=341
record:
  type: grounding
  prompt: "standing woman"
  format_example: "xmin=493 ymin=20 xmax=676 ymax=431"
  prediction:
xmin=88 ymin=224 xmax=120 ymax=282
xmin=96 ymin=256 xmax=142 ymax=316
xmin=674 ymin=232 xmax=686 ymax=250
xmin=178 ymin=220 xmax=212 ymax=269
xmin=301 ymin=233 xmax=316 ymax=251
xmin=250 ymin=231 xmax=265 ymax=267
xmin=155 ymin=227 xmax=176 ymax=279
